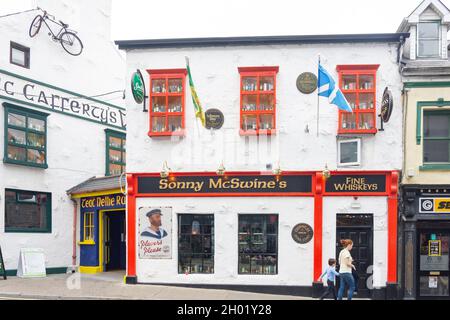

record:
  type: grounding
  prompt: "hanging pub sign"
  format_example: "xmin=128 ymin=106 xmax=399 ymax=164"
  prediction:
xmin=420 ymin=198 xmax=450 ymax=214
xmin=0 ymin=245 xmax=6 ymax=280
xmin=205 ymin=108 xmax=225 ymax=130
xmin=381 ymin=87 xmax=393 ymax=123
xmin=138 ymin=207 xmax=172 ymax=259
xmin=296 ymin=72 xmax=318 ymax=94
xmin=325 ymin=174 xmax=387 ymax=194
xmin=137 ymin=174 xmax=313 ymax=196
xmin=131 ymin=70 xmax=146 ymax=106
xmin=292 ymin=223 xmax=314 ymax=244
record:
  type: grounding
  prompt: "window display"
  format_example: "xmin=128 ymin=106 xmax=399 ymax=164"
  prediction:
xmin=106 ymin=130 xmax=126 ymax=176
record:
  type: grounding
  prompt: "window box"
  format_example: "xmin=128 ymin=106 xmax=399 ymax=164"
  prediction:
xmin=337 ymin=65 xmax=379 ymax=135
xmin=3 ymin=103 xmax=48 ymax=169
xmin=239 ymin=67 xmax=279 ymax=136
xmin=147 ymin=69 xmax=187 ymax=137
xmin=338 ymin=138 xmax=361 ymax=167
xmin=105 ymin=129 xmax=126 ymax=176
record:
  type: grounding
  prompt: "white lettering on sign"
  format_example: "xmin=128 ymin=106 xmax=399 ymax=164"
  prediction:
xmin=0 ymin=69 xmax=126 ymax=129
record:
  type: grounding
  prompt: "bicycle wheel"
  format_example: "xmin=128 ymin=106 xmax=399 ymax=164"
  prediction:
xmin=29 ymin=15 xmax=43 ymax=38
xmin=60 ymin=31 xmax=84 ymax=56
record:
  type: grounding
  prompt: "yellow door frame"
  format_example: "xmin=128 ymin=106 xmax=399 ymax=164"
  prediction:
xmin=99 ymin=208 xmax=126 ymax=272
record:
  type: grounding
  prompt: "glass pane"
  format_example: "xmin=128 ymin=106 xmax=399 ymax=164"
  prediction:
xmin=242 ymin=95 xmax=257 ymax=111
xmin=420 ymin=232 xmax=449 ymax=271
xmin=420 ymin=276 xmax=449 ymax=297
xmin=419 ymin=22 xmax=440 ymax=38
xmin=359 ymin=75 xmax=374 ymax=90
xmin=358 ymin=113 xmax=375 ymax=130
xmin=5 ymin=191 xmax=48 ymax=230
xmin=27 ymin=149 xmax=45 ymax=164
xmin=8 ymin=128 xmax=26 ymax=145
xmin=109 ymin=164 xmax=122 ymax=175
xmin=109 ymin=149 xmax=122 ymax=163
xmin=109 ymin=136 xmax=122 ymax=149
xmin=27 ymin=132 xmax=45 ymax=149
xmin=151 ymin=79 xmax=166 ymax=93
xmin=242 ymin=77 xmax=257 ymax=92
xmin=168 ymin=116 xmax=183 ymax=133
xmin=344 ymin=93 xmax=357 ymax=111
xmin=28 ymin=118 xmax=45 ymax=132
xmin=263 ymin=255 xmax=277 ymax=275
xmin=152 ymin=96 xmax=166 ymax=113
xmin=7 ymin=145 xmax=26 ymax=162
xmin=340 ymin=141 xmax=359 ymax=164
xmin=179 ymin=255 xmax=191 ymax=274
xmin=342 ymin=75 xmax=357 ymax=90
xmin=11 ymin=47 xmax=26 ymax=65
xmin=239 ymin=255 xmax=251 ymax=274
xmin=259 ymin=76 xmax=274 ymax=91
xmin=341 ymin=113 xmax=357 ymax=130
xmin=250 ymin=256 xmax=263 ymax=274
xmin=259 ymin=94 xmax=275 ymax=111
xmin=151 ymin=116 xmax=167 ymax=133
xmin=168 ymin=96 xmax=183 ymax=113
xmin=259 ymin=114 xmax=275 ymax=130
xmin=122 ymin=151 xmax=126 ymax=163
xmin=168 ymin=78 xmax=183 ymax=93
xmin=8 ymin=113 xmax=26 ymax=127
xmin=359 ymin=93 xmax=375 ymax=110
xmin=242 ymin=115 xmax=257 ymax=131
xmin=419 ymin=39 xmax=440 ymax=57
xmin=424 ymin=140 xmax=450 ymax=163
xmin=424 ymin=114 xmax=450 ymax=138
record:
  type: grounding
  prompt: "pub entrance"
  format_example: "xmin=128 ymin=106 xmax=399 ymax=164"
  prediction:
xmin=103 ymin=210 xmax=126 ymax=272
xmin=336 ymin=214 xmax=374 ymax=298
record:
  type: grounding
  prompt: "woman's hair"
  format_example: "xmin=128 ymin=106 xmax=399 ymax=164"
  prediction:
xmin=340 ymin=239 xmax=354 ymax=248
xmin=328 ymin=258 xmax=337 ymax=266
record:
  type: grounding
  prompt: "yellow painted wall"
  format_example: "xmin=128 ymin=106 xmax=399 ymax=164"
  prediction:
xmin=403 ymin=87 xmax=450 ymax=185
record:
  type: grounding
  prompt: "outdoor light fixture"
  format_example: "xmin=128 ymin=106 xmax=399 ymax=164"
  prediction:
xmin=322 ymin=164 xmax=331 ymax=180
xmin=160 ymin=161 xmax=171 ymax=178
xmin=216 ymin=162 xmax=226 ymax=176
xmin=272 ymin=162 xmax=283 ymax=176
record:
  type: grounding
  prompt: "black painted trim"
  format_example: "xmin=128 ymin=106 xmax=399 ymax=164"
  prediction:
xmin=115 ymin=33 xmax=410 ymax=50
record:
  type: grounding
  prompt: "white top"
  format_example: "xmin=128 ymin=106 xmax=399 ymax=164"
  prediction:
xmin=339 ymin=248 xmax=353 ymax=274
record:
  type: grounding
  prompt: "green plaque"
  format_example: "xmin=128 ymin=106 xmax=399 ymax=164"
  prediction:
xmin=296 ymin=72 xmax=318 ymax=94
xmin=131 ymin=70 xmax=145 ymax=104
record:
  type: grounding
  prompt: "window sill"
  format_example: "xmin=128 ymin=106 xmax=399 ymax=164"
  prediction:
xmin=338 ymin=129 xmax=377 ymax=135
xmin=5 ymin=228 xmax=51 ymax=234
xmin=240 ymin=129 xmax=277 ymax=136
xmin=148 ymin=130 xmax=186 ymax=138
xmin=420 ymin=164 xmax=450 ymax=171
xmin=3 ymin=158 xmax=48 ymax=169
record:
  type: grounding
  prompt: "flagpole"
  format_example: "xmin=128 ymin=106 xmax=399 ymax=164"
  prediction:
xmin=317 ymin=54 xmax=321 ymax=137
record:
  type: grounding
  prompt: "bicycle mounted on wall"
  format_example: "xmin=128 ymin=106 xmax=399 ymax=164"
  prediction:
xmin=29 ymin=7 xmax=84 ymax=56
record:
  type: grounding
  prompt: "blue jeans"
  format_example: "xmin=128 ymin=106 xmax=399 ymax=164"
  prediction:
xmin=337 ymin=273 xmax=355 ymax=300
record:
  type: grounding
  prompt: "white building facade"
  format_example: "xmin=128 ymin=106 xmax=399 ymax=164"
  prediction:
xmin=0 ymin=0 xmax=125 ymax=275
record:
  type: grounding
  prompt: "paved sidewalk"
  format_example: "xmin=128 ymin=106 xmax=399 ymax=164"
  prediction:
xmin=0 ymin=272 xmax=311 ymax=300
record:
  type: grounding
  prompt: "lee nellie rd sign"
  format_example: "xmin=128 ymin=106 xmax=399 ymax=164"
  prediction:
xmin=0 ymin=68 xmax=126 ymax=130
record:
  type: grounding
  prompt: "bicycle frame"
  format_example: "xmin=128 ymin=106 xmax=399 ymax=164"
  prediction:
xmin=40 ymin=12 xmax=76 ymax=40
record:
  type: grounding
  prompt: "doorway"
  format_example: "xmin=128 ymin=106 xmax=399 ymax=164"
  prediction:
xmin=417 ymin=230 xmax=450 ymax=300
xmin=103 ymin=210 xmax=126 ymax=272
xmin=336 ymin=214 xmax=374 ymax=298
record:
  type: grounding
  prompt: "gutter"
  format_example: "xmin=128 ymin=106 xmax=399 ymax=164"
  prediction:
xmin=70 ymin=198 xmax=78 ymax=273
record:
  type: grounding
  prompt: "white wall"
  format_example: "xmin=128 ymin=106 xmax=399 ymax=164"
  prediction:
xmin=0 ymin=0 xmax=125 ymax=271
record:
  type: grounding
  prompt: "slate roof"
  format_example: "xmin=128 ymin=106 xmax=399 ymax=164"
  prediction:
xmin=67 ymin=175 xmax=126 ymax=195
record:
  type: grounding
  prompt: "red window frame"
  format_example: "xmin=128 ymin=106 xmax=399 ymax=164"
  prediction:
xmin=147 ymin=69 xmax=187 ymax=137
xmin=238 ymin=66 xmax=279 ymax=136
xmin=337 ymin=65 xmax=380 ymax=135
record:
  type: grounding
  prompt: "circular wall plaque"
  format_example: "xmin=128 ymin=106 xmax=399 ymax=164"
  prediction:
xmin=296 ymin=72 xmax=318 ymax=94
xmin=205 ymin=108 xmax=225 ymax=130
xmin=381 ymin=87 xmax=393 ymax=123
xmin=292 ymin=223 xmax=314 ymax=244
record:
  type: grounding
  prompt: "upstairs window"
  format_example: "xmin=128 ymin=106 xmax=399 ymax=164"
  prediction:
xmin=148 ymin=69 xmax=187 ymax=137
xmin=10 ymin=42 xmax=30 ymax=69
xmin=105 ymin=129 xmax=126 ymax=176
xmin=418 ymin=22 xmax=441 ymax=58
xmin=239 ymin=67 xmax=279 ymax=136
xmin=423 ymin=110 xmax=450 ymax=164
xmin=337 ymin=65 xmax=379 ymax=135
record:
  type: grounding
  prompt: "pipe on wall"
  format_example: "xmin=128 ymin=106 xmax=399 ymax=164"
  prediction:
xmin=71 ymin=198 xmax=78 ymax=273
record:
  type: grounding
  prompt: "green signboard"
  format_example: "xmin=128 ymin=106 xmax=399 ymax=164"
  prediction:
xmin=0 ymin=245 xmax=6 ymax=280
xmin=131 ymin=70 xmax=146 ymax=105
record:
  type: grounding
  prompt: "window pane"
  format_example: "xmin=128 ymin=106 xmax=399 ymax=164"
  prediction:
xmin=28 ymin=118 xmax=45 ymax=132
xmin=27 ymin=132 xmax=45 ymax=149
xmin=109 ymin=136 xmax=122 ymax=149
xmin=344 ymin=93 xmax=357 ymax=111
xmin=168 ymin=78 xmax=183 ymax=93
xmin=151 ymin=96 xmax=166 ymax=113
xmin=109 ymin=149 xmax=122 ymax=163
xmin=424 ymin=114 xmax=450 ymax=138
xmin=359 ymin=93 xmax=375 ymax=110
xmin=109 ymin=164 xmax=123 ymax=175
xmin=168 ymin=116 xmax=183 ymax=132
xmin=358 ymin=113 xmax=375 ymax=130
xmin=151 ymin=79 xmax=166 ymax=93
xmin=242 ymin=77 xmax=257 ymax=92
xmin=419 ymin=22 xmax=440 ymax=38
xmin=11 ymin=47 xmax=26 ymax=66
xmin=259 ymin=94 xmax=275 ymax=111
xmin=168 ymin=96 xmax=183 ymax=113
xmin=7 ymin=145 xmax=26 ymax=162
xmin=424 ymin=140 xmax=450 ymax=163
xmin=341 ymin=113 xmax=357 ymax=130
xmin=340 ymin=141 xmax=359 ymax=164
xmin=342 ymin=75 xmax=357 ymax=90
xmin=7 ymin=113 xmax=26 ymax=127
xmin=151 ymin=116 xmax=167 ymax=133
xmin=419 ymin=39 xmax=440 ymax=57
xmin=259 ymin=114 xmax=274 ymax=130
xmin=242 ymin=115 xmax=257 ymax=131
xmin=359 ymin=75 xmax=374 ymax=90
xmin=8 ymin=128 xmax=26 ymax=145
xmin=5 ymin=190 xmax=49 ymax=231
xmin=27 ymin=149 xmax=46 ymax=164
xmin=259 ymin=76 xmax=274 ymax=91
xmin=242 ymin=95 xmax=257 ymax=111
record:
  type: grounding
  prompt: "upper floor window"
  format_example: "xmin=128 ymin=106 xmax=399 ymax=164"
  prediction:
xmin=4 ymin=103 xmax=48 ymax=169
xmin=337 ymin=65 xmax=379 ymax=135
xmin=418 ymin=22 xmax=441 ymax=58
xmin=147 ymin=69 xmax=187 ymax=137
xmin=423 ymin=110 xmax=450 ymax=164
xmin=239 ymin=67 xmax=279 ymax=136
xmin=105 ymin=129 xmax=126 ymax=176
xmin=10 ymin=42 xmax=30 ymax=69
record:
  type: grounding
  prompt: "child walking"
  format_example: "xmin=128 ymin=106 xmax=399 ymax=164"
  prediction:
xmin=318 ymin=258 xmax=340 ymax=300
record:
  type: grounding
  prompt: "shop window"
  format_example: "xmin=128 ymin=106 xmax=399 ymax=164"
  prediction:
xmin=148 ymin=69 xmax=187 ymax=137
xmin=239 ymin=67 xmax=279 ymax=136
xmin=338 ymin=138 xmax=361 ymax=167
xmin=4 ymin=104 xmax=48 ymax=168
xmin=418 ymin=22 xmax=441 ymax=58
xmin=83 ymin=212 xmax=95 ymax=243
xmin=423 ymin=110 xmax=450 ymax=164
xmin=337 ymin=65 xmax=379 ymax=135
xmin=238 ymin=214 xmax=278 ymax=275
xmin=105 ymin=129 xmax=126 ymax=176
xmin=178 ymin=214 xmax=214 ymax=274
xmin=10 ymin=42 xmax=30 ymax=69
xmin=5 ymin=189 xmax=52 ymax=233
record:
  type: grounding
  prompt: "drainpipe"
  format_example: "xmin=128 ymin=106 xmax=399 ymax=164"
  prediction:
xmin=71 ymin=198 xmax=78 ymax=273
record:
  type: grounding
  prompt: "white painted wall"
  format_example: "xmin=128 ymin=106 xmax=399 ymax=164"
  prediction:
xmin=0 ymin=0 xmax=125 ymax=272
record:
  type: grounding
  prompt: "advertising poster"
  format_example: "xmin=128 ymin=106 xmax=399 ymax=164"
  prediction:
xmin=138 ymin=207 xmax=172 ymax=259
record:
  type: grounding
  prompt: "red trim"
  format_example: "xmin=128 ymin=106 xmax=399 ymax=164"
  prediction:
xmin=126 ymin=174 xmax=137 ymax=279
xmin=147 ymin=69 xmax=188 ymax=75
xmin=387 ymin=171 xmax=399 ymax=284
xmin=336 ymin=64 xmax=380 ymax=72
xmin=314 ymin=172 xmax=324 ymax=281
xmin=238 ymin=66 xmax=280 ymax=73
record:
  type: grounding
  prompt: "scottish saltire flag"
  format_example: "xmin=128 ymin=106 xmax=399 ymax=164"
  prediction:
xmin=318 ymin=64 xmax=353 ymax=113
xmin=186 ymin=57 xmax=206 ymax=126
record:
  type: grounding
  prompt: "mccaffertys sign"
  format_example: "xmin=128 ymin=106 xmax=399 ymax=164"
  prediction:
xmin=137 ymin=174 xmax=313 ymax=195
xmin=325 ymin=174 xmax=387 ymax=193
xmin=0 ymin=69 xmax=126 ymax=130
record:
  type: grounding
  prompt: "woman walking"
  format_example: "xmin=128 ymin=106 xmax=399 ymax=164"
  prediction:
xmin=337 ymin=239 xmax=356 ymax=300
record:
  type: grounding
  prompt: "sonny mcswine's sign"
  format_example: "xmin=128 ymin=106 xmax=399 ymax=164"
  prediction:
xmin=0 ymin=69 xmax=126 ymax=130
